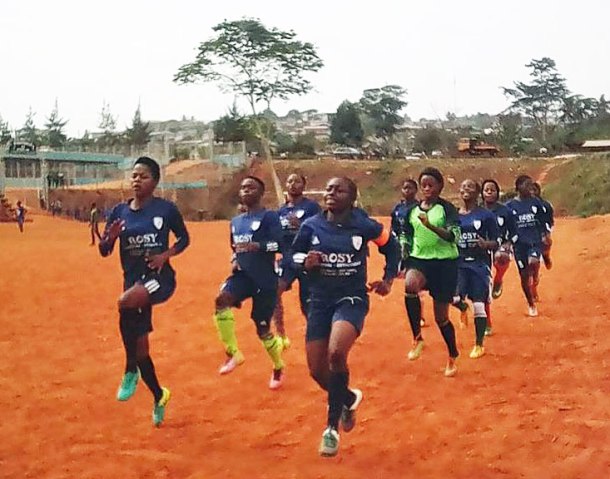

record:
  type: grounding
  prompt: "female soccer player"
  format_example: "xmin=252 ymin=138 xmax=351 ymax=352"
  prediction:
xmin=505 ymin=175 xmax=550 ymax=316
xmin=481 ymin=179 xmax=518 ymax=335
xmin=403 ymin=167 xmax=460 ymax=376
xmin=391 ymin=179 xmax=427 ymax=328
xmin=15 ymin=201 xmax=26 ymax=233
xmin=272 ymin=173 xmax=321 ymax=348
xmin=213 ymin=176 xmax=286 ymax=390
xmin=89 ymin=202 xmax=102 ymax=246
xmin=99 ymin=156 xmax=190 ymax=427
xmin=292 ymin=177 xmax=399 ymax=457
xmin=532 ymin=182 xmax=554 ymax=270
xmin=456 ymin=179 xmax=500 ymax=358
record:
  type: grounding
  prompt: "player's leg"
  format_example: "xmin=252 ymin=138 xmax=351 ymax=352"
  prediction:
xmin=492 ymin=248 xmax=511 ymax=298
xmin=320 ymin=298 xmax=366 ymax=457
xmin=252 ymin=288 xmax=285 ymax=389
xmin=213 ymin=274 xmax=247 ymax=374
xmin=429 ymin=259 xmax=459 ymax=376
xmin=529 ymin=250 xmax=542 ymax=304
xmin=404 ymin=264 xmax=426 ymax=360
xmin=542 ymin=234 xmax=553 ymax=269
xmin=271 ymin=272 xmax=292 ymax=349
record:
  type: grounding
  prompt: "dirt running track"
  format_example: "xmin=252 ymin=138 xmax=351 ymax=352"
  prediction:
xmin=1 ymin=215 xmax=609 ymax=479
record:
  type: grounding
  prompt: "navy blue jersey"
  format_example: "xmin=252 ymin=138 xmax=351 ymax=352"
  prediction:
xmin=231 ymin=209 xmax=282 ymax=289
xmin=391 ymin=199 xmax=418 ymax=258
xmin=100 ymin=198 xmax=190 ymax=286
xmin=486 ymin=202 xmax=518 ymax=244
xmin=505 ymin=197 xmax=548 ymax=247
xmin=16 ymin=206 xmax=25 ymax=220
xmin=539 ymin=198 xmax=555 ymax=232
xmin=457 ymin=207 xmax=500 ymax=268
xmin=277 ymin=197 xmax=321 ymax=254
xmin=292 ymin=208 xmax=400 ymax=299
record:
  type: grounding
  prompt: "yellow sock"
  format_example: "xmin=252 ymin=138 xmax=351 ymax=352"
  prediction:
xmin=213 ymin=309 xmax=239 ymax=356
xmin=261 ymin=335 xmax=284 ymax=370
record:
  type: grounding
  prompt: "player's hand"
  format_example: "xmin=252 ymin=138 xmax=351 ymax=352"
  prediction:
xmin=146 ymin=251 xmax=169 ymax=272
xmin=231 ymin=259 xmax=241 ymax=273
xmin=542 ymin=234 xmax=552 ymax=246
xmin=418 ymin=212 xmax=430 ymax=227
xmin=287 ymin=214 xmax=301 ymax=229
xmin=367 ymin=279 xmax=393 ymax=296
xmin=106 ymin=219 xmax=125 ymax=242
xmin=304 ymin=251 xmax=323 ymax=271
xmin=234 ymin=242 xmax=261 ymax=253
xmin=397 ymin=269 xmax=406 ymax=279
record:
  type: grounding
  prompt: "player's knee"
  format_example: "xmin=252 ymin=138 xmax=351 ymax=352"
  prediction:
xmin=405 ymin=270 xmax=425 ymax=295
xmin=494 ymin=252 xmax=510 ymax=265
xmin=328 ymin=347 xmax=347 ymax=371
xmin=215 ymin=292 xmax=232 ymax=310
xmin=255 ymin=321 xmax=272 ymax=338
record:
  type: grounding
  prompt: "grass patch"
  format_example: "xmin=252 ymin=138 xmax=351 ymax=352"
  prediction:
xmin=544 ymin=155 xmax=610 ymax=217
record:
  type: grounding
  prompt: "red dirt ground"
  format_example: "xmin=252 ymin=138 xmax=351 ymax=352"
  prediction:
xmin=1 ymin=215 xmax=608 ymax=479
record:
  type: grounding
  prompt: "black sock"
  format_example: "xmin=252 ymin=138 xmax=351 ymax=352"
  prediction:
xmin=405 ymin=293 xmax=422 ymax=340
xmin=474 ymin=317 xmax=487 ymax=346
xmin=438 ymin=320 xmax=459 ymax=358
xmin=344 ymin=371 xmax=356 ymax=408
xmin=327 ymin=371 xmax=348 ymax=430
xmin=138 ymin=356 xmax=163 ymax=402
xmin=119 ymin=308 xmax=139 ymax=373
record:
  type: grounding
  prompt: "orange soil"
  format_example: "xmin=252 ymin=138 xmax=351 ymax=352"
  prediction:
xmin=1 ymin=215 xmax=609 ymax=479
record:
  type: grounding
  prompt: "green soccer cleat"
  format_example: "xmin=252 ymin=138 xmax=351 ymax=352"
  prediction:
xmin=319 ymin=427 xmax=340 ymax=457
xmin=152 ymin=387 xmax=171 ymax=427
xmin=116 ymin=371 xmax=139 ymax=401
xmin=340 ymin=388 xmax=363 ymax=433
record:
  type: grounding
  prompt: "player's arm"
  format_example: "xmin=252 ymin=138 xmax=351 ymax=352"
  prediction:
xmin=99 ymin=206 xmax=122 ymax=257
xmin=147 ymin=204 xmax=190 ymax=271
xmin=291 ymin=223 xmax=318 ymax=271
xmin=419 ymin=200 xmax=460 ymax=243
xmin=256 ymin=212 xmax=282 ymax=253
xmin=367 ymin=220 xmax=400 ymax=296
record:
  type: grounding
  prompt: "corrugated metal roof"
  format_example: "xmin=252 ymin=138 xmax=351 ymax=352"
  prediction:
xmin=582 ymin=140 xmax=610 ymax=148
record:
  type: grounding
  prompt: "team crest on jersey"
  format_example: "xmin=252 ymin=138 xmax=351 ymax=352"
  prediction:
xmin=251 ymin=220 xmax=261 ymax=231
xmin=531 ymin=206 xmax=538 ymax=214
xmin=473 ymin=220 xmax=481 ymax=231
xmin=311 ymin=235 xmax=320 ymax=245
xmin=352 ymin=235 xmax=363 ymax=251
xmin=295 ymin=209 xmax=305 ymax=218
xmin=153 ymin=216 xmax=163 ymax=230
xmin=498 ymin=216 xmax=505 ymax=227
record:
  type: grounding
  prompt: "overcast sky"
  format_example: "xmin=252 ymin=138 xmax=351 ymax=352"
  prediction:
xmin=1 ymin=0 xmax=609 ymax=137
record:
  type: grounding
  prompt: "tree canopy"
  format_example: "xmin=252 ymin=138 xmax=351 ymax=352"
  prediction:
xmin=174 ymin=18 xmax=323 ymax=116
xmin=359 ymin=85 xmax=407 ymax=141
xmin=45 ymin=100 xmax=68 ymax=148
xmin=330 ymin=101 xmax=364 ymax=147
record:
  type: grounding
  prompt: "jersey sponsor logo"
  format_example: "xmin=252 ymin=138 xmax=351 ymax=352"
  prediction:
xmin=127 ymin=233 xmax=158 ymax=246
xmin=473 ymin=220 xmax=481 ymax=231
xmin=251 ymin=220 xmax=261 ymax=231
xmin=233 ymin=233 xmax=253 ymax=244
xmin=352 ymin=235 xmax=363 ymax=251
xmin=321 ymin=252 xmax=356 ymax=264
xmin=153 ymin=216 xmax=163 ymax=230
xmin=497 ymin=216 xmax=505 ymax=227
xmin=518 ymin=213 xmax=536 ymax=224
xmin=295 ymin=209 xmax=305 ymax=218
xmin=311 ymin=235 xmax=320 ymax=245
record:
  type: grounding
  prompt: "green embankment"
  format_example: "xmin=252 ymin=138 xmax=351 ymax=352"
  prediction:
xmin=544 ymin=155 xmax=610 ymax=217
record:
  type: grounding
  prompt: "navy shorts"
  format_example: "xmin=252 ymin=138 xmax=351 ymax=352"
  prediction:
xmin=279 ymin=261 xmax=310 ymax=314
xmin=306 ymin=295 xmax=369 ymax=342
xmin=457 ymin=264 xmax=491 ymax=303
xmin=221 ymin=271 xmax=277 ymax=329
xmin=514 ymin=243 xmax=542 ymax=271
xmin=408 ymin=258 xmax=458 ymax=303
xmin=125 ymin=271 xmax=176 ymax=306
xmin=123 ymin=272 xmax=176 ymax=336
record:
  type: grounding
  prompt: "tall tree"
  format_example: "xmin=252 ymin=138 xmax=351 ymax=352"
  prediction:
xmin=0 ymin=115 xmax=12 ymax=144
xmin=359 ymin=85 xmax=408 ymax=142
xmin=174 ymin=18 xmax=323 ymax=203
xmin=21 ymin=107 xmax=39 ymax=145
xmin=560 ymin=95 xmax=598 ymax=125
xmin=330 ymin=100 xmax=364 ymax=147
xmin=495 ymin=112 xmax=523 ymax=152
xmin=45 ymin=99 xmax=68 ymax=148
xmin=98 ymin=101 xmax=117 ymax=149
xmin=125 ymin=103 xmax=151 ymax=149
xmin=502 ymin=57 xmax=569 ymax=143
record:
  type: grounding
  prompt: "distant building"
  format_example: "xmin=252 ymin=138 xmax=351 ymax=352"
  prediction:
xmin=581 ymin=139 xmax=610 ymax=152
